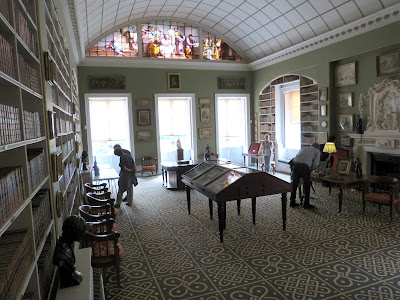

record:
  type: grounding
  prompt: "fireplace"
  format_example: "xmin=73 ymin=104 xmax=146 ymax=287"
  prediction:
xmin=371 ymin=154 xmax=400 ymax=177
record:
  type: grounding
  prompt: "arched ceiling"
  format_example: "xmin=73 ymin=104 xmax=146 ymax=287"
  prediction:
xmin=72 ymin=0 xmax=400 ymax=66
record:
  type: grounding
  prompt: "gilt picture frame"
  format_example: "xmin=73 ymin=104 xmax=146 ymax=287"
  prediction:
xmin=137 ymin=109 xmax=151 ymax=126
xmin=338 ymin=93 xmax=353 ymax=108
xmin=338 ymin=115 xmax=353 ymax=131
xmin=377 ymin=49 xmax=400 ymax=77
xmin=337 ymin=158 xmax=351 ymax=175
xmin=199 ymin=128 xmax=212 ymax=139
xmin=168 ymin=73 xmax=181 ymax=90
xmin=200 ymin=107 xmax=210 ymax=123
xmin=335 ymin=62 xmax=356 ymax=87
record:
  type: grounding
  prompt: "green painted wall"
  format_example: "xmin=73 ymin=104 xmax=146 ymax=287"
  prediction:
xmin=78 ymin=67 xmax=253 ymax=162
xmin=253 ymin=21 xmax=400 ymax=147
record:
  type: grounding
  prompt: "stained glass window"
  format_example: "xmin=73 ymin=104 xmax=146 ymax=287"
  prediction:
xmin=86 ymin=25 xmax=138 ymax=57
xmin=141 ymin=21 xmax=199 ymax=59
xmin=202 ymin=30 xmax=242 ymax=62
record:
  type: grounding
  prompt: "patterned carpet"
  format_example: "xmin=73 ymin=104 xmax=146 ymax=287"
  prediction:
xmin=100 ymin=174 xmax=400 ymax=300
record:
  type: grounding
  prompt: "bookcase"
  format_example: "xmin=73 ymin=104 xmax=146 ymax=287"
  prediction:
xmin=0 ymin=0 xmax=82 ymax=298
xmin=258 ymin=75 xmax=319 ymax=148
xmin=300 ymin=77 xmax=319 ymax=146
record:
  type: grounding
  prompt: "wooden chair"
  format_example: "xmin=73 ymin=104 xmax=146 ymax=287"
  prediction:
xmin=362 ymin=176 xmax=400 ymax=221
xmin=84 ymin=182 xmax=108 ymax=194
xmin=79 ymin=204 xmax=117 ymax=232
xmin=82 ymin=230 xmax=123 ymax=288
xmin=141 ymin=157 xmax=158 ymax=176
xmin=86 ymin=193 xmax=118 ymax=217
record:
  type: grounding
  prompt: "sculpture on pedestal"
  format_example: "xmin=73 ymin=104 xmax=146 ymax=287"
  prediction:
xmin=53 ymin=215 xmax=87 ymax=288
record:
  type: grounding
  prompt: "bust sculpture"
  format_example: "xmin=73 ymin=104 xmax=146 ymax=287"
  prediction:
xmin=176 ymin=138 xmax=182 ymax=149
xmin=204 ymin=144 xmax=212 ymax=160
xmin=53 ymin=215 xmax=87 ymax=289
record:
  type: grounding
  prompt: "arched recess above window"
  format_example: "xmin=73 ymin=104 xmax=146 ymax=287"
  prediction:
xmin=258 ymin=75 xmax=319 ymax=171
xmin=85 ymin=21 xmax=243 ymax=62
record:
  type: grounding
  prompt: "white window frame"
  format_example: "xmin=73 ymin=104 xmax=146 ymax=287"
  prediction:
xmin=154 ymin=93 xmax=197 ymax=163
xmin=84 ymin=93 xmax=135 ymax=165
xmin=214 ymin=93 xmax=251 ymax=161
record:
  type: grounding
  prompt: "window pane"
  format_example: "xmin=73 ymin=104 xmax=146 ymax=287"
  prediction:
xmin=284 ymin=91 xmax=300 ymax=149
xmin=202 ymin=30 xmax=242 ymax=62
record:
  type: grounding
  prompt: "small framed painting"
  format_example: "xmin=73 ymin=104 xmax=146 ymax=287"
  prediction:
xmin=137 ymin=130 xmax=152 ymax=142
xmin=338 ymin=93 xmax=352 ymax=108
xmin=199 ymin=98 xmax=210 ymax=105
xmin=137 ymin=109 xmax=151 ymax=126
xmin=320 ymin=104 xmax=327 ymax=116
xmin=136 ymin=98 xmax=149 ymax=107
xmin=318 ymin=132 xmax=327 ymax=144
xmin=200 ymin=107 xmax=210 ymax=123
xmin=338 ymin=115 xmax=353 ymax=131
xmin=337 ymin=158 xmax=351 ymax=175
xmin=168 ymin=73 xmax=181 ymax=90
xmin=377 ymin=49 xmax=400 ymax=77
xmin=199 ymin=128 xmax=212 ymax=139
xmin=335 ymin=62 xmax=356 ymax=87
xmin=319 ymin=88 xmax=328 ymax=101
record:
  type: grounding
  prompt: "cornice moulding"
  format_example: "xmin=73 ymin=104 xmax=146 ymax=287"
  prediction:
xmin=80 ymin=57 xmax=252 ymax=71
xmin=249 ymin=4 xmax=400 ymax=71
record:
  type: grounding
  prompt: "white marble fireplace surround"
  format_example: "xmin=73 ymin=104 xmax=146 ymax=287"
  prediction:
xmin=348 ymin=79 xmax=400 ymax=175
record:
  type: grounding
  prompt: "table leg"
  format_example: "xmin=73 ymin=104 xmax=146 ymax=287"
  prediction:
xmin=162 ymin=168 xmax=165 ymax=185
xmin=243 ymin=156 xmax=246 ymax=167
xmin=186 ymin=185 xmax=191 ymax=214
xmin=236 ymin=199 xmax=241 ymax=215
xmin=256 ymin=158 xmax=259 ymax=170
xmin=251 ymin=197 xmax=256 ymax=225
xmin=223 ymin=202 xmax=226 ymax=230
xmin=209 ymin=199 xmax=213 ymax=220
xmin=281 ymin=192 xmax=287 ymax=230
xmin=217 ymin=202 xmax=224 ymax=243
xmin=338 ymin=187 xmax=343 ymax=213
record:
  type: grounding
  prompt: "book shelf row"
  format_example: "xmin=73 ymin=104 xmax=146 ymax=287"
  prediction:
xmin=301 ymin=135 xmax=318 ymax=144
xmin=0 ymin=166 xmax=25 ymax=227
xmin=31 ymin=190 xmax=52 ymax=251
xmin=27 ymin=149 xmax=47 ymax=193
xmin=52 ymin=85 xmax=72 ymax=114
xmin=18 ymin=53 xmax=41 ymax=94
xmin=0 ymin=34 xmax=17 ymax=79
xmin=0 ymin=230 xmax=32 ymax=300
xmin=0 ymin=104 xmax=21 ymax=145
xmin=14 ymin=4 xmax=38 ymax=57
xmin=23 ymin=110 xmax=41 ymax=140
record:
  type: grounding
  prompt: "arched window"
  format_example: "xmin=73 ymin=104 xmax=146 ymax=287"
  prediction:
xmin=86 ymin=21 xmax=242 ymax=62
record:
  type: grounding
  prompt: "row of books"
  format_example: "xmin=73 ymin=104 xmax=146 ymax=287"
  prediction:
xmin=301 ymin=125 xmax=318 ymax=132
xmin=260 ymin=107 xmax=275 ymax=114
xmin=65 ymin=174 xmax=79 ymax=217
xmin=0 ymin=104 xmax=22 ymax=145
xmin=38 ymin=239 xmax=54 ymax=300
xmin=59 ymin=160 xmax=75 ymax=194
xmin=301 ymin=135 xmax=318 ymax=144
xmin=15 ymin=6 xmax=38 ymax=57
xmin=301 ymin=94 xmax=318 ymax=102
xmin=27 ymin=149 xmax=47 ymax=192
xmin=21 ymin=0 xmax=37 ymax=25
xmin=52 ymin=85 xmax=72 ymax=113
xmin=0 ymin=0 xmax=12 ymax=25
xmin=45 ymin=0 xmax=69 ymax=69
xmin=300 ymin=85 xmax=318 ymax=94
xmin=55 ymin=68 xmax=70 ymax=98
xmin=32 ymin=190 xmax=52 ymax=251
xmin=260 ymin=115 xmax=275 ymax=123
xmin=301 ymin=115 xmax=319 ymax=122
xmin=0 ymin=34 xmax=17 ymax=79
xmin=23 ymin=110 xmax=41 ymax=140
xmin=301 ymin=104 xmax=318 ymax=111
xmin=0 ymin=230 xmax=33 ymax=300
xmin=18 ymin=54 xmax=42 ymax=94
xmin=0 ymin=167 xmax=25 ymax=227
xmin=260 ymin=123 xmax=275 ymax=131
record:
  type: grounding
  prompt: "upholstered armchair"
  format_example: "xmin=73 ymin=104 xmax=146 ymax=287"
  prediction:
xmin=141 ymin=157 xmax=158 ymax=176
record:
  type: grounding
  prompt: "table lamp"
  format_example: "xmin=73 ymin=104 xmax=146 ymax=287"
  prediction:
xmin=323 ymin=142 xmax=337 ymax=171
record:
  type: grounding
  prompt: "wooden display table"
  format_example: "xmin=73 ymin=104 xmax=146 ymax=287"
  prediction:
xmin=161 ymin=160 xmax=199 ymax=189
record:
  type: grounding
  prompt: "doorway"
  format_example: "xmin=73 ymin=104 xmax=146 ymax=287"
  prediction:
xmin=215 ymin=94 xmax=250 ymax=165
xmin=155 ymin=94 xmax=196 ymax=164
xmin=85 ymin=94 xmax=134 ymax=172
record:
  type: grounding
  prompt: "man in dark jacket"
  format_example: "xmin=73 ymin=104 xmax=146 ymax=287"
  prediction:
xmin=290 ymin=143 xmax=321 ymax=209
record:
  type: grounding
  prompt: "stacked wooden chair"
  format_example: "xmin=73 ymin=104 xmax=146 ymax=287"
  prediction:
xmin=79 ymin=184 xmax=124 ymax=287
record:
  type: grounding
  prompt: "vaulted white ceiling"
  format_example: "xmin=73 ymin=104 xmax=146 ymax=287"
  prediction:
xmin=68 ymin=0 xmax=400 ymax=68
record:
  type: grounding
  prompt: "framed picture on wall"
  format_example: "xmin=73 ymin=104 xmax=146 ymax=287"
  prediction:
xmin=335 ymin=62 xmax=356 ymax=87
xmin=338 ymin=93 xmax=353 ymax=108
xmin=318 ymin=132 xmax=327 ymax=144
xmin=200 ymin=107 xmax=210 ymax=123
xmin=137 ymin=130 xmax=152 ymax=142
xmin=199 ymin=128 xmax=212 ymax=139
xmin=319 ymin=88 xmax=328 ymax=101
xmin=377 ymin=49 xmax=400 ymax=77
xmin=320 ymin=104 xmax=327 ymax=116
xmin=168 ymin=73 xmax=181 ymax=90
xmin=137 ymin=109 xmax=151 ymax=126
xmin=338 ymin=115 xmax=353 ymax=131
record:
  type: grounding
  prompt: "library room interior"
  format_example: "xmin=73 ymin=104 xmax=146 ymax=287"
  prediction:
xmin=1 ymin=0 xmax=400 ymax=299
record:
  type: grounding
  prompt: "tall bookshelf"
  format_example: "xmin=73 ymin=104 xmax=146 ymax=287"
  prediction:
xmin=0 ymin=0 xmax=82 ymax=298
xmin=300 ymin=77 xmax=319 ymax=146
xmin=258 ymin=75 xmax=319 ymax=147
